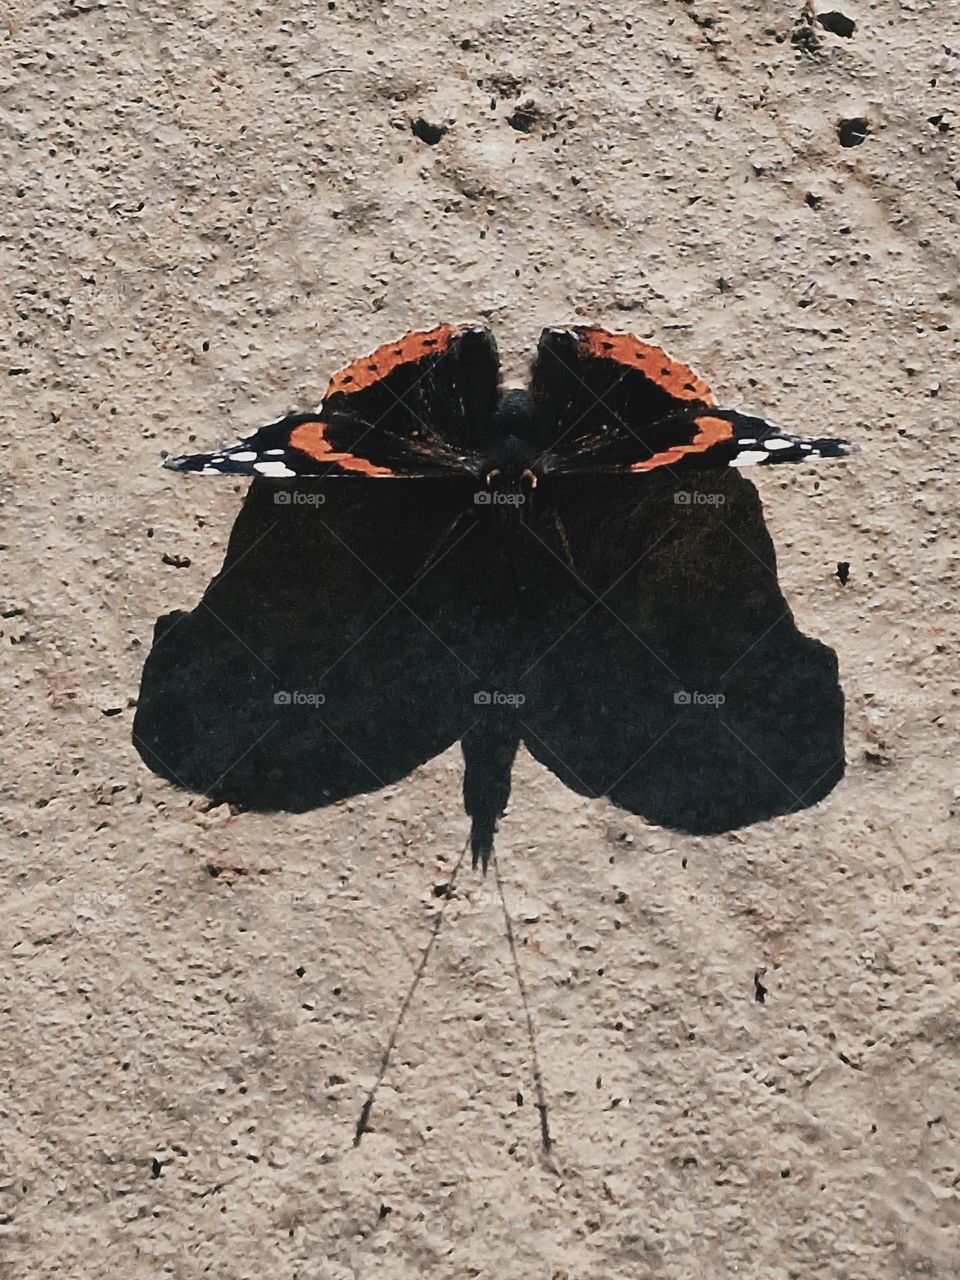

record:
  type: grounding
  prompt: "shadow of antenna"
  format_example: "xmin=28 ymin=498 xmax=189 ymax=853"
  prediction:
xmin=354 ymin=836 xmax=471 ymax=1146
xmin=492 ymin=854 xmax=557 ymax=1163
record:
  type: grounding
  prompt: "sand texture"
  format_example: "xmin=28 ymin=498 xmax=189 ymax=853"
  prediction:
xmin=3 ymin=0 xmax=959 ymax=1276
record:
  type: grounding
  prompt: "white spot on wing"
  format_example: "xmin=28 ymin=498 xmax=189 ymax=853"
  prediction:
xmin=230 ymin=451 xmax=257 ymax=461
xmin=731 ymin=450 xmax=769 ymax=468
xmin=764 ymin=437 xmax=795 ymax=451
xmin=254 ymin=460 xmax=296 ymax=477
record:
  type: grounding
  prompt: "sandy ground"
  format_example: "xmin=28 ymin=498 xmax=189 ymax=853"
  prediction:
xmin=4 ymin=0 xmax=960 ymax=1276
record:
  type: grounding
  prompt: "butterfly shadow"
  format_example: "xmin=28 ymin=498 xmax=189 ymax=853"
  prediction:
xmin=133 ymin=471 xmax=845 ymax=855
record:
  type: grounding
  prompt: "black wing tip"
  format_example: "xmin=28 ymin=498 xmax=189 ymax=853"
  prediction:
xmin=818 ymin=439 xmax=850 ymax=458
xmin=163 ymin=452 xmax=223 ymax=473
xmin=730 ymin=421 xmax=856 ymax=467
xmin=162 ymin=453 xmax=196 ymax=472
xmin=162 ymin=451 xmax=271 ymax=475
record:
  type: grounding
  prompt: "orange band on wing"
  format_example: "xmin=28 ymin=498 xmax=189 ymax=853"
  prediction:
xmin=288 ymin=420 xmax=395 ymax=476
xmin=576 ymin=327 xmax=715 ymax=405
xmin=325 ymin=324 xmax=462 ymax=397
xmin=629 ymin=414 xmax=734 ymax=473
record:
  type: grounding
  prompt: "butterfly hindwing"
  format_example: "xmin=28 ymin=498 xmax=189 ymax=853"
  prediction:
xmin=164 ymin=324 xmax=500 ymax=479
xmin=545 ymin=407 xmax=850 ymax=475
xmin=164 ymin=411 xmax=469 ymax=479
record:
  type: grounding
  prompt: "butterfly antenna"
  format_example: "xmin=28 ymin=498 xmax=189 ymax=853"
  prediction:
xmin=354 ymin=834 xmax=471 ymax=1145
xmin=492 ymin=853 xmax=555 ymax=1161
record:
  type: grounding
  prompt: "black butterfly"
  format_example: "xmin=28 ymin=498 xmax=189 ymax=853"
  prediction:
xmin=138 ymin=325 xmax=849 ymax=1149
xmin=139 ymin=325 xmax=846 ymax=870
xmin=163 ymin=324 xmax=848 ymax=494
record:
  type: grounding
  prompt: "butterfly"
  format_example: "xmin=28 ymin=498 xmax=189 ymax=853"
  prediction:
xmin=163 ymin=324 xmax=850 ymax=492
xmin=148 ymin=325 xmax=852 ymax=1148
